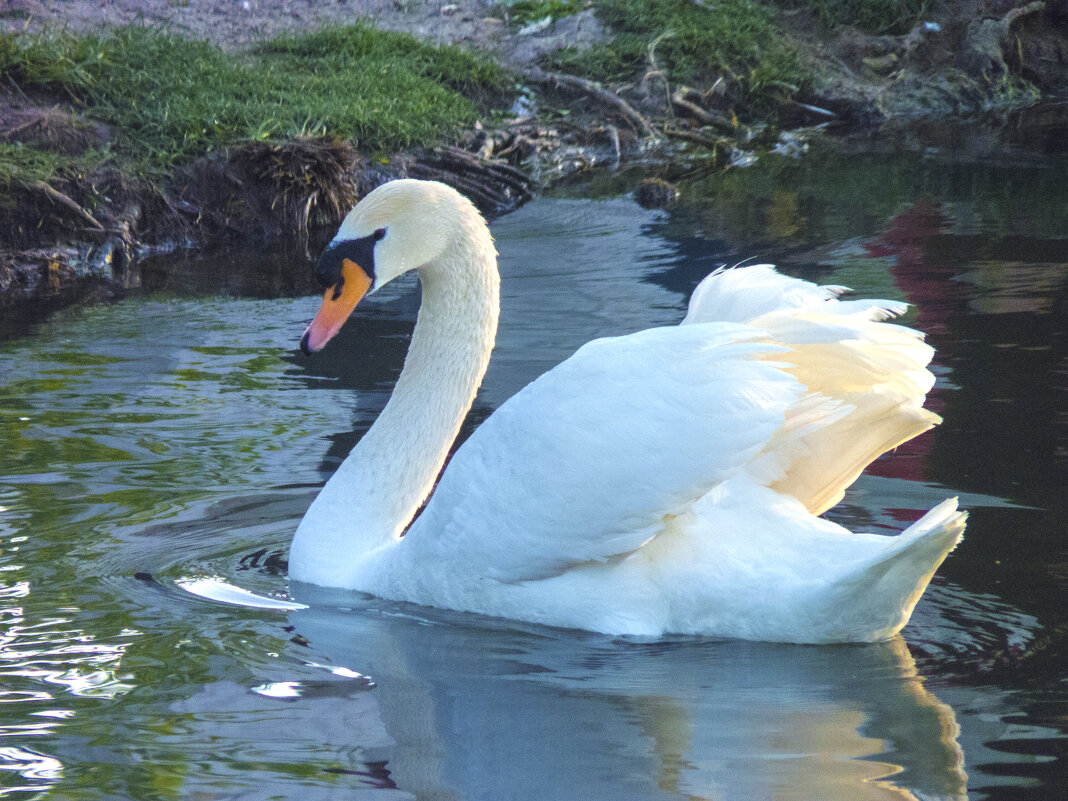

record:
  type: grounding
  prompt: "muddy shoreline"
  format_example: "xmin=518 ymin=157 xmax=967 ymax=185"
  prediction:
xmin=2 ymin=1 xmax=1066 ymax=319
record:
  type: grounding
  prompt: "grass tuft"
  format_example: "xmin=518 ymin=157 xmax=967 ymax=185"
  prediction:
xmin=492 ymin=1 xmax=587 ymax=26
xmin=0 ymin=142 xmax=80 ymax=189
xmin=0 ymin=27 xmax=110 ymax=92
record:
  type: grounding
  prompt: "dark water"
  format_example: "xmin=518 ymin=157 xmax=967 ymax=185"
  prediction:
xmin=1 ymin=107 xmax=1066 ymax=799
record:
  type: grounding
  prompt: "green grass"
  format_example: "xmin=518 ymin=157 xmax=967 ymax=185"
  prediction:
xmin=545 ymin=0 xmax=806 ymax=106
xmin=0 ymin=26 xmax=108 ymax=92
xmin=0 ymin=22 xmax=512 ymax=175
xmin=0 ymin=142 xmax=80 ymax=188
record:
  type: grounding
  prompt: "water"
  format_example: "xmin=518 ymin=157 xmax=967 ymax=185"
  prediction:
xmin=1 ymin=109 xmax=1066 ymax=799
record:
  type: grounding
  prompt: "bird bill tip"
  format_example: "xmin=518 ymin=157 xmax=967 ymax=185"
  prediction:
xmin=299 ymin=259 xmax=372 ymax=354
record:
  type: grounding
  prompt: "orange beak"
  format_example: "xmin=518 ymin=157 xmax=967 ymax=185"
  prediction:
xmin=300 ymin=259 xmax=373 ymax=354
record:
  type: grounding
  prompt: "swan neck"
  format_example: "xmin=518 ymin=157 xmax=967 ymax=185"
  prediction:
xmin=385 ymin=239 xmax=500 ymax=512
xmin=290 ymin=219 xmax=498 ymax=585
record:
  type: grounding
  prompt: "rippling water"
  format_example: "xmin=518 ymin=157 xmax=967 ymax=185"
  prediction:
xmin=1 ymin=108 xmax=1066 ymax=799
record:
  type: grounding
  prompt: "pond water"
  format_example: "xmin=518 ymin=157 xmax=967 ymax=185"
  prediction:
xmin=1 ymin=107 xmax=1066 ymax=800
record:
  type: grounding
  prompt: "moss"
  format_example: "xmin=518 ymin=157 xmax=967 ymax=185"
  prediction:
xmin=544 ymin=0 xmax=807 ymax=112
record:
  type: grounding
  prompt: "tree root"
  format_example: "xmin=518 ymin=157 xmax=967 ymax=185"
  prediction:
xmin=1001 ymin=1 xmax=1045 ymax=35
xmin=663 ymin=126 xmax=730 ymax=150
xmin=671 ymin=86 xmax=735 ymax=133
xmin=32 ymin=180 xmax=105 ymax=232
xmin=407 ymin=146 xmax=534 ymax=217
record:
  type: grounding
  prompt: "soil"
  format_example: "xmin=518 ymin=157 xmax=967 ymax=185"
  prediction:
xmin=1 ymin=0 xmax=1066 ymax=315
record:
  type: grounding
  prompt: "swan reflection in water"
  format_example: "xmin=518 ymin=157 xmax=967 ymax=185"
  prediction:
xmin=173 ymin=582 xmax=968 ymax=801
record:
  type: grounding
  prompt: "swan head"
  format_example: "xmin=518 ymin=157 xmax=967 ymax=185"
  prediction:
xmin=300 ymin=179 xmax=476 ymax=354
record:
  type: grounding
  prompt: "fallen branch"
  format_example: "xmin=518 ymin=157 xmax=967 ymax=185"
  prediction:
xmin=495 ymin=133 xmax=541 ymax=159
xmin=525 ymin=67 xmax=659 ymax=140
xmin=768 ymin=91 xmax=837 ymax=120
xmin=1 ymin=114 xmax=45 ymax=140
xmin=604 ymin=124 xmax=622 ymax=165
xmin=645 ymin=31 xmax=675 ymax=126
xmin=418 ymin=146 xmax=532 ymax=195
xmin=407 ymin=164 xmax=517 ymax=214
xmin=407 ymin=146 xmax=535 ymax=216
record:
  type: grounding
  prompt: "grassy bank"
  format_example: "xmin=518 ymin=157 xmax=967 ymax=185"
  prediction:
xmin=532 ymin=0 xmax=940 ymax=114
xmin=2 ymin=0 xmax=1058 ymax=313
xmin=0 ymin=22 xmax=511 ymax=187
xmin=0 ymin=0 xmax=945 ymax=191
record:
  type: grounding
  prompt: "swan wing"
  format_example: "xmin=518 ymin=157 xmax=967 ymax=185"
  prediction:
xmin=686 ymin=265 xmax=940 ymax=514
xmin=409 ymin=321 xmax=808 ymax=582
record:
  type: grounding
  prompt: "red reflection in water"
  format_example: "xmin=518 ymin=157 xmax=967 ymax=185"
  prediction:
xmin=861 ymin=201 xmax=972 ymax=496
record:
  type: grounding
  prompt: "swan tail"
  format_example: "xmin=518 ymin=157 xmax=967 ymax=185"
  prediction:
xmin=827 ymin=499 xmax=967 ymax=642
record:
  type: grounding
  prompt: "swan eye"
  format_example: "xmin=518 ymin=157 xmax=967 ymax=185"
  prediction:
xmin=372 ymin=228 xmax=387 ymax=242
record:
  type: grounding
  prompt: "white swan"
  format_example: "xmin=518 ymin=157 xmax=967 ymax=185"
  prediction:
xmin=290 ymin=179 xmax=966 ymax=643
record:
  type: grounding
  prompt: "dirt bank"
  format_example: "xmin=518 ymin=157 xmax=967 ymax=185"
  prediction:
xmin=1 ymin=1 xmax=1066 ymax=318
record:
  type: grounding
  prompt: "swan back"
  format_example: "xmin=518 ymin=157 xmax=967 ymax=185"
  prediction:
xmin=404 ymin=322 xmax=801 ymax=584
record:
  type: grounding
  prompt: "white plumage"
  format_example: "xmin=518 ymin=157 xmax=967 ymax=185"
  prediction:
xmin=290 ymin=180 xmax=965 ymax=643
